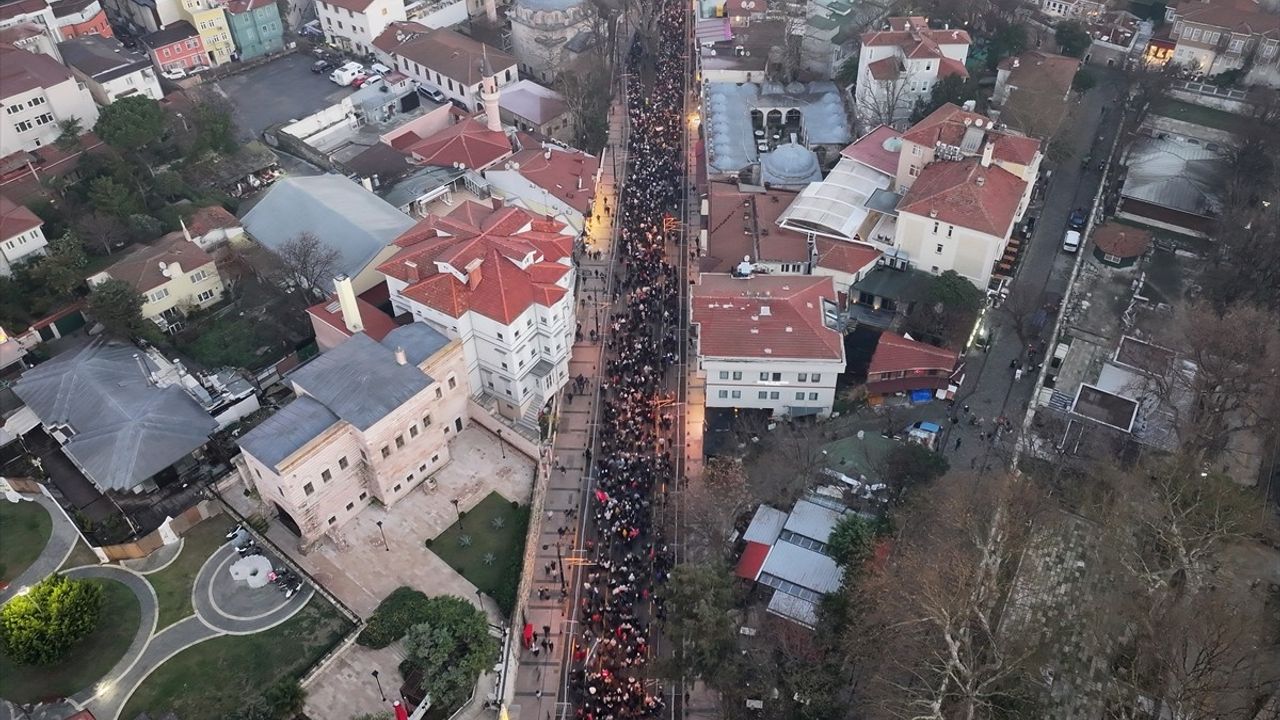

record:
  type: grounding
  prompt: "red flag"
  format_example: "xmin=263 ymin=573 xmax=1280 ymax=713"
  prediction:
xmin=393 ymin=701 xmax=409 ymax=720
xmin=522 ymin=622 xmax=534 ymax=648
xmin=594 ymin=489 xmax=608 ymax=503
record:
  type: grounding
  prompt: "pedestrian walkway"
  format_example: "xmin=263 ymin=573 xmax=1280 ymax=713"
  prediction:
xmin=0 ymin=491 xmax=82 ymax=603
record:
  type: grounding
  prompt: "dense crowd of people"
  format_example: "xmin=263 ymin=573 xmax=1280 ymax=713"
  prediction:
xmin=566 ymin=0 xmax=687 ymax=717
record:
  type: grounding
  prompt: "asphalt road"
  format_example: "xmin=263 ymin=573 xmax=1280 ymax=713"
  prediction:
xmin=209 ymin=52 xmax=355 ymax=142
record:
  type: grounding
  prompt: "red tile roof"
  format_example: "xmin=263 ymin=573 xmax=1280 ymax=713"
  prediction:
xmin=372 ymin=21 xmax=431 ymax=54
xmin=840 ymin=125 xmax=902 ymax=175
xmin=0 ymin=193 xmax=42 ymax=240
xmin=379 ymin=26 xmax=516 ymax=86
xmin=185 ymin=205 xmax=239 ymax=237
xmin=902 ymin=103 xmax=1041 ymax=166
xmin=868 ymin=331 xmax=958 ymax=375
xmin=937 ymin=56 xmax=968 ymax=80
xmin=692 ymin=274 xmax=843 ymax=361
xmin=306 ymin=294 xmax=398 ymax=342
xmin=99 ymin=232 xmax=216 ymax=293
xmin=868 ymin=56 xmax=902 ymax=80
xmin=0 ymin=0 xmax=47 ymax=22
xmin=898 ymin=156 xmax=1026 ymax=237
xmin=502 ymin=142 xmax=599 ymax=214
xmin=861 ymin=17 xmax=971 ymax=57
xmin=815 ymin=238 xmax=881 ymax=275
xmin=703 ymin=182 xmax=808 ymax=273
xmin=1092 ymin=223 xmax=1152 ymax=258
xmin=735 ymin=541 xmax=770 ymax=580
xmin=1175 ymin=0 xmax=1280 ymax=37
xmin=0 ymin=41 xmax=75 ymax=98
xmin=319 ymin=0 xmax=376 ymax=14
xmin=406 ymin=116 xmax=513 ymax=170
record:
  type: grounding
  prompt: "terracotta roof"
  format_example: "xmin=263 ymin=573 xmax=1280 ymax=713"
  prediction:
xmin=995 ymin=52 xmax=1079 ymax=137
xmin=99 ymin=232 xmax=216 ymax=293
xmin=703 ymin=182 xmax=808 ymax=273
xmin=1174 ymin=0 xmax=1280 ymax=37
xmin=502 ymin=144 xmax=599 ymax=214
xmin=381 ymin=27 xmax=516 ymax=86
xmin=185 ymin=205 xmax=239 ymax=237
xmin=225 ymin=0 xmax=274 ymax=13
xmin=898 ymin=156 xmax=1026 ymax=237
xmin=319 ymin=0 xmax=376 ymax=15
xmin=902 ymin=103 xmax=1041 ymax=165
xmin=937 ymin=56 xmax=968 ymax=79
xmin=0 ymin=0 xmax=47 ymax=21
xmin=861 ymin=17 xmax=971 ymax=55
xmin=406 ymin=116 xmax=513 ymax=170
xmin=1092 ymin=223 xmax=1152 ymax=258
xmin=372 ymin=21 xmax=431 ymax=54
xmin=724 ymin=0 xmax=766 ymax=15
xmin=0 ymin=41 xmax=75 ymax=99
xmin=0 ymin=193 xmax=42 ymax=240
xmin=868 ymin=331 xmax=958 ymax=375
xmin=840 ymin=125 xmax=902 ymax=175
xmin=867 ymin=56 xmax=902 ymax=80
xmin=692 ymin=274 xmax=844 ymax=361
xmin=735 ymin=541 xmax=770 ymax=579
xmin=815 ymin=238 xmax=881 ymax=275
xmin=306 ymin=294 xmax=398 ymax=342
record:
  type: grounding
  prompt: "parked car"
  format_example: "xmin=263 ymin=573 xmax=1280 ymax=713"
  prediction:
xmin=370 ymin=62 xmax=391 ymax=75
xmin=311 ymin=59 xmax=333 ymax=74
xmin=351 ymin=74 xmax=373 ymax=88
xmin=1068 ymin=208 xmax=1087 ymax=230
xmin=161 ymin=67 xmax=188 ymax=80
xmin=1062 ymin=229 xmax=1081 ymax=253
xmin=1021 ymin=215 xmax=1037 ymax=239
xmin=416 ymin=84 xmax=446 ymax=103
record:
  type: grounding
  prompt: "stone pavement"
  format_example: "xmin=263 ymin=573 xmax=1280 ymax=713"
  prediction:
xmin=0 ymin=491 xmax=81 ymax=603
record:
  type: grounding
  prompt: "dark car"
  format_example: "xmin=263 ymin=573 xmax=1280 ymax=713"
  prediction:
xmin=311 ymin=60 xmax=333 ymax=73
xmin=1068 ymin=208 xmax=1087 ymax=230
xmin=1021 ymin=215 xmax=1037 ymax=239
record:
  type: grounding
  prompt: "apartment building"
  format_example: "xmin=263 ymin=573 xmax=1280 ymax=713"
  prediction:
xmin=224 ymin=0 xmax=283 ymax=61
xmin=58 ymin=33 xmax=163 ymax=104
xmin=86 ymin=230 xmax=225 ymax=331
xmin=238 ymin=323 xmax=470 ymax=545
xmin=377 ymin=25 xmax=516 ymax=111
xmin=1164 ymin=0 xmax=1280 ymax=77
xmin=138 ymin=20 xmax=206 ymax=73
xmin=175 ymin=0 xmax=232 ymax=66
xmin=51 ymin=0 xmax=112 ymax=39
xmin=691 ymin=273 xmax=846 ymax=418
xmin=854 ymin=16 xmax=970 ymax=127
xmin=315 ymin=0 xmax=405 ymax=56
xmin=0 ymin=0 xmax=61 ymax=41
xmin=0 ymin=42 xmax=99 ymax=155
xmin=0 ymin=193 xmax=48 ymax=275
xmin=102 ymin=0 xmax=183 ymax=34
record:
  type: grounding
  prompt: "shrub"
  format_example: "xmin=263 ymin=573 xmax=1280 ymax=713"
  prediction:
xmin=356 ymin=587 xmax=433 ymax=648
xmin=0 ymin=574 xmax=104 ymax=665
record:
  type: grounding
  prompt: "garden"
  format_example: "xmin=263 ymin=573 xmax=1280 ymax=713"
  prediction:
xmin=145 ymin=516 xmax=234 ymax=629
xmin=0 ymin=499 xmax=52 ymax=585
xmin=425 ymin=492 xmax=530 ymax=616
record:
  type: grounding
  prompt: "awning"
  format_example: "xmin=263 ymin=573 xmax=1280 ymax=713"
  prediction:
xmin=735 ymin=541 xmax=771 ymax=580
xmin=696 ymin=18 xmax=733 ymax=44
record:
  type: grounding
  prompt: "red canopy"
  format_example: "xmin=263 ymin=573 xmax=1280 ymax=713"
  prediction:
xmin=393 ymin=701 xmax=409 ymax=720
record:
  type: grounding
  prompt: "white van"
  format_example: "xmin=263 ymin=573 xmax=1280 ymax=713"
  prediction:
xmin=329 ymin=62 xmax=364 ymax=86
xmin=1062 ymin=229 xmax=1081 ymax=253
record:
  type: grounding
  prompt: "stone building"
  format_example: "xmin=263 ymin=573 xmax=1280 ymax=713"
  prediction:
xmin=508 ymin=0 xmax=594 ymax=84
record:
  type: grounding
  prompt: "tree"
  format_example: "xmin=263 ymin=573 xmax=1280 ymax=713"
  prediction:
xmin=94 ymin=95 xmax=167 ymax=153
xmin=29 ymin=230 xmax=89 ymax=297
xmin=127 ymin=213 xmax=164 ymax=242
xmin=1055 ymin=20 xmax=1092 ymax=58
xmin=273 ymin=232 xmax=340 ymax=302
xmin=855 ymin=70 xmax=919 ymax=129
xmin=191 ymin=98 xmax=238 ymax=157
xmin=88 ymin=176 xmax=142 ymax=219
xmin=88 ymin=278 xmax=148 ymax=338
xmin=826 ymin=514 xmax=875 ymax=569
xmin=741 ymin=419 xmax=829 ymax=506
xmin=1073 ymin=68 xmax=1098 ymax=92
xmin=76 ymin=211 xmax=129 ymax=255
xmin=682 ymin=457 xmax=755 ymax=562
xmin=401 ymin=596 xmax=498 ymax=712
xmin=664 ymin=563 xmax=739 ymax=686
xmin=904 ymin=270 xmax=984 ymax=347
xmin=988 ymin=24 xmax=1027 ymax=68
xmin=0 ymin=574 xmax=104 ymax=665
xmin=885 ymin=442 xmax=949 ymax=497
xmin=836 ymin=55 xmax=859 ymax=89
xmin=912 ymin=74 xmax=974 ymax=124
xmin=153 ymin=170 xmax=189 ymax=201
xmin=56 ymin=117 xmax=83 ymax=151
xmin=556 ymin=67 xmax=611 ymax=154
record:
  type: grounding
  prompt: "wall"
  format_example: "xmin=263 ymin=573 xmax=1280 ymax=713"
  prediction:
xmin=379 ymin=102 xmax=453 ymax=146
xmin=509 ymin=3 xmax=591 ymax=84
xmin=149 ymin=36 xmax=206 ymax=72
xmin=0 ymin=224 xmax=49 ymax=274
xmin=57 ymin=6 xmax=113 ymax=38
xmin=699 ymin=357 xmax=843 ymax=416
xmin=895 ymin=211 xmax=1005 ymax=289
xmin=484 ymin=169 xmax=585 ymax=232
xmin=228 ymin=3 xmax=284 ymax=61
xmin=1 ymin=81 xmax=98 ymax=155
xmin=318 ymin=0 xmax=405 ymax=56
xmin=281 ymin=99 xmax=357 ymax=143
xmin=83 ymin=65 xmax=163 ymax=104
xmin=466 ymin=397 xmax=540 ymax=458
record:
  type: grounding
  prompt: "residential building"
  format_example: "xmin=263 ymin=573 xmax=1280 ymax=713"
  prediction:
xmin=51 ymin=0 xmax=111 ymax=39
xmin=175 ymin=0 xmax=233 ymax=66
xmin=498 ymin=79 xmax=573 ymax=144
xmin=0 ymin=0 xmax=60 ymax=41
xmin=854 ymin=16 xmax=971 ymax=127
xmin=102 ymin=0 xmax=183 ymax=33
xmin=0 ymin=41 xmax=99 ymax=155
xmin=224 ymin=0 xmax=283 ymax=61
xmin=379 ymin=199 xmax=576 ymax=427
xmin=701 ymin=181 xmax=812 ymax=275
xmin=1164 ymin=0 xmax=1280 ymax=78
xmin=484 ymin=141 xmax=599 ymax=233
xmin=691 ymin=273 xmax=845 ymax=418
xmin=58 ymin=34 xmax=163 ymax=104
xmin=241 ymin=174 xmax=416 ymax=295
xmin=138 ymin=20 xmax=206 ymax=74
xmin=183 ymin=204 xmax=243 ymax=249
xmin=508 ymin=0 xmax=594 ymax=83
xmin=12 ymin=337 xmax=220 ymax=493
xmin=1040 ymin=0 xmax=1106 ymax=19
xmin=0 ymin=193 xmax=47 ymax=274
xmin=991 ymin=51 xmax=1080 ymax=139
xmin=399 ymin=115 xmax=514 ymax=170
xmin=0 ymin=19 xmax=63 ymax=59
xmin=315 ymin=0 xmax=406 ymax=56
xmin=306 ymin=274 xmax=400 ymax=352
xmin=238 ymin=323 xmax=469 ymax=544
xmin=378 ymin=26 xmax=517 ymax=112
xmin=1086 ymin=11 xmax=1143 ymax=68
xmin=864 ymin=330 xmax=959 ymax=398
xmin=86 ymin=230 xmax=225 ymax=331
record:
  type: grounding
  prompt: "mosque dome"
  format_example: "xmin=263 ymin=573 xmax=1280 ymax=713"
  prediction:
xmin=761 ymin=142 xmax=821 ymax=186
xmin=516 ymin=0 xmax=582 ymax=9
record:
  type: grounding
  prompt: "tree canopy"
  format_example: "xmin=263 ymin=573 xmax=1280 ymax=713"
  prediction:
xmin=29 ymin=230 xmax=89 ymax=297
xmin=1055 ymin=20 xmax=1092 ymax=58
xmin=0 ymin=574 xmax=104 ymax=665
xmin=826 ymin=514 xmax=875 ymax=569
xmin=401 ymin=596 xmax=498 ymax=712
xmin=87 ymin=277 xmax=149 ymax=339
xmin=94 ymin=96 xmax=167 ymax=152
xmin=886 ymin=443 xmax=950 ymax=495
xmin=664 ymin=563 xmax=739 ymax=685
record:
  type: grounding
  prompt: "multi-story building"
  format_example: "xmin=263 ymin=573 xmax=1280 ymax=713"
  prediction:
xmin=58 ymin=34 xmax=163 ymax=104
xmin=102 ymin=0 xmax=182 ymax=34
xmin=854 ymin=16 xmax=970 ymax=128
xmin=379 ymin=199 xmax=576 ymax=427
xmin=224 ymin=0 xmax=282 ymax=60
xmin=315 ymin=0 xmax=405 ymax=56
xmin=86 ymin=230 xmax=225 ymax=331
xmin=138 ymin=20 xmax=205 ymax=73
xmin=497 ymin=79 xmax=573 ymax=144
xmin=691 ymin=273 xmax=846 ymax=419
xmin=379 ymin=25 xmax=517 ymax=112
xmin=0 ymin=0 xmax=61 ymax=41
xmin=484 ymin=141 xmax=599 ymax=233
xmin=176 ymin=0 xmax=232 ymax=66
xmin=238 ymin=322 xmax=470 ymax=545
xmin=508 ymin=0 xmax=594 ymax=84
xmin=1040 ymin=0 xmax=1106 ymax=20
xmin=0 ymin=193 xmax=48 ymax=275
xmin=51 ymin=0 xmax=111 ymax=39
xmin=0 ymin=41 xmax=99 ymax=155
xmin=1164 ymin=0 xmax=1280 ymax=78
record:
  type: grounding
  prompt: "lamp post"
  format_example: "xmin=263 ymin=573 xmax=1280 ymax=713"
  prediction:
xmin=371 ymin=669 xmax=386 ymax=702
xmin=475 ymin=588 xmax=485 ymax=612
xmin=376 ymin=520 xmax=389 ymax=552
xmin=451 ymin=498 xmax=463 ymax=528
xmin=555 ymin=540 xmax=566 ymax=594
xmin=496 ymin=428 xmax=506 ymax=459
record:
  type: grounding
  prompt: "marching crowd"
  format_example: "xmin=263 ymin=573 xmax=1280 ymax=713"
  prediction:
xmin=566 ymin=0 xmax=687 ymax=717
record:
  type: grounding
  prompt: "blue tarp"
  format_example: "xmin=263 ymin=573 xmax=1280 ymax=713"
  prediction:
xmin=910 ymin=391 xmax=935 ymax=405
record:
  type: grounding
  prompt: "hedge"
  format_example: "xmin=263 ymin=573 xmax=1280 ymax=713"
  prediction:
xmin=356 ymin=587 xmax=433 ymax=649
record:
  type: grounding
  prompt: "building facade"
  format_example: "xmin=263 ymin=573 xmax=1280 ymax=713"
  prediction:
xmin=102 ymin=0 xmax=183 ymax=34
xmin=58 ymin=34 xmax=163 ymax=104
xmin=138 ymin=20 xmax=206 ymax=73
xmin=1165 ymin=0 xmax=1280 ymax=79
xmin=224 ymin=0 xmax=282 ymax=60
xmin=508 ymin=0 xmax=593 ymax=84
xmin=381 ymin=25 xmax=517 ymax=111
xmin=51 ymin=0 xmax=112 ymax=39
xmin=316 ymin=0 xmax=405 ymax=56
xmin=0 ymin=42 xmax=99 ymax=155
xmin=86 ymin=231 xmax=225 ymax=330
xmin=0 ymin=194 xmax=48 ymax=275
xmin=0 ymin=0 xmax=61 ymax=41
xmin=854 ymin=16 xmax=970 ymax=127
xmin=176 ymin=0 xmax=232 ymax=66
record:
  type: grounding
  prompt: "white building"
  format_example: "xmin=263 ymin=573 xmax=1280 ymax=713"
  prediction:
xmin=57 ymin=34 xmax=162 ymax=105
xmin=380 ymin=199 xmax=576 ymax=430
xmin=0 ymin=194 xmax=49 ymax=275
xmin=854 ymin=16 xmax=970 ymax=128
xmin=315 ymin=0 xmax=406 ymax=56
xmin=691 ymin=273 xmax=846 ymax=419
xmin=377 ymin=24 xmax=517 ymax=112
xmin=0 ymin=0 xmax=61 ymax=43
xmin=1040 ymin=0 xmax=1106 ymax=19
xmin=484 ymin=142 xmax=599 ymax=234
xmin=0 ymin=42 xmax=99 ymax=155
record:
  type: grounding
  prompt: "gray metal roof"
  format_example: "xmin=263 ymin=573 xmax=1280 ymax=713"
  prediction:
xmin=12 ymin=339 xmax=217 ymax=491
xmin=380 ymin=323 xmax=450 ymax=366
xmin=380 ymin=166 xmax=464 ymax=211
xmin=743 ymin=504 xmax=787 ymax=544
xmin=290 ymin=333 xmax=434 ymax=431
xmin=1121 ymin=133 xmax=1226 ymax=217
xmin=759 ymin=541 xmax=843 ymax=594
xmin=783 ymin=498 xmax=845 ymax=544
xmin=237 ymin=395 xmax=338 ymax=470
xmin=767 ymin=590 xmax=819 ymax=628
xmin=241 ymin=175 xmax=414 ymax=293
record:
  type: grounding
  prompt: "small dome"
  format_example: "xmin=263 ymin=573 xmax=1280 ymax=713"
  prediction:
xmin=881 ymin=136 xmax=903 ymax=153
xmin=516 ymin=0 xmax=582 ymax=9
xmin=761 ymin=142 xmax=821 ymax=186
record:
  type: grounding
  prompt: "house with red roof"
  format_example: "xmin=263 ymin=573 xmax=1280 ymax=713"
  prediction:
xmin=865 ymin=330 xmax=959 ymax=398
xmin=0 ymin=193 xmax=47 ymax=275
xmin=306 ymin=275 xmax=400 ymax=352
xmin=484 ymin=139 xmax=599 ymax=233
xmin=86 ymin=230 xmax=225 ymax=331
xmin=691 ymin=273 xmax=846 ymax=418
xmin=401 ymin=115 xmax=513 ymax=171
xmin=854 ymin=16 xmax=971 ymax=127
xmin=1164 ymin=0 xmax=1280 ymax=78
xmin=378 ymin=198 xmax=576 ymax=426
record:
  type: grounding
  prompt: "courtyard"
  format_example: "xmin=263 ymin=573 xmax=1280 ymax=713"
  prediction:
xmin=206 ymin=52 xmax=355 ymax=142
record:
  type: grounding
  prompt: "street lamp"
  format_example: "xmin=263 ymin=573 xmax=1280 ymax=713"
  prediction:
xmin=451 ymin=499 xmax=463 ymax=528
xmin=370 ymin=670 xmax=386 ymax=702
xmin=496 ymin=429 xmax=506 ymax=459
xmin=475 ymin=588 xmax=485 ymax=611
xmin=555 ymin=540 xmax=566 ymax=594
xmin=376 ymin=520 xmax=389 ymax=552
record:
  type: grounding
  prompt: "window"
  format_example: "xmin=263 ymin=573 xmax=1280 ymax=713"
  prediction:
xmin=328 ymin=515 xmax=337 ymax=525
xmin=395 ymin=434 xmax=405 ymax=448
xmin=798 ymin=373 xmax=808 ymax=382
xmin=410 ymin=425 xmax=419 ymax=438
xmin=359 ymin=491 xmax=368 ymax=500
xmin=196 ymin=289 xmax=216 ymax=302
xmin=758 ymin=391 xmax=768 ymax=399
xmin=811 ymin=374 xmax=821 ymax=383
xmin=936 ymin=243 xmax=944 ymax=254
xmin=321 ymin=469 xmax=332 ymax=482
xmin=26 ymin=96 xmax=45 ymax=108
xmin=795 ymin=391 xmax=805 ymax=400
xmin=431 ymin=453 xmax=439 ymax=463
xmin=380 ymin=445 xmax=390 ymax=458
xmin=759 ymin=372 xmax=769 ymax=381
xmin=4 ymin=105 xmax=20 ymax=115
xmin=394 ymin=484 xmax=402 ymax=492
xmin=454 ymin=418 xmax=463 ymax=432
xmin=908 ymin=165 xmax=919 ymax=177
xmin=771 ymin=372 xmax=781 ymax=381
xmin=932 ymin=221 xmax=940 ymax=235
xmin=732 ymin=371 xmax=742 ymax=380
xmin=339 ymin=456 xmax=348 ymax=469
xmin=14 ymin=120 xmax=32 ymax=132
xmin=303 ymin=482 xmax=315 ymax=495
xmin=730 ymin=390 xmax=741 ymax=399
xmin=33 ymin=113 xmax=53 ymax=127
xmin=435 ymin=387 xmax=443 ymax=399
xmin=1103 ymin=253 xmax=1122 ymax=263
xmin=1229 ymin=38 xmax=1244 ymax=53
xmin=719 ymin=371 xmax=729 ymax=379
xmin=1191 ymin=28 xmax=1202 ymax=40
xmin=769 ymin=391 xmax=779 ymax=399
xmin=149 ymin=288 xmax=170 ymax=303
xmin=346 ymin=501 xmax=355 ymax=511
xmin=911 ymin=145 xmax=921 ymax=156
xmin=809 ymin=392 xmax=819 ymax=401
xmin=162 ymin=48 xmax=171 ymax=57
xmin=718 ymin=389 xmax=728 ymax=398
xmin=190 ymin=269 xmax=208 ymax=283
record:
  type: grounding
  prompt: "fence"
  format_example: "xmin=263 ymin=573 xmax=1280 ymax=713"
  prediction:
xmin=466 ymin=398 xmax=541 ymax=459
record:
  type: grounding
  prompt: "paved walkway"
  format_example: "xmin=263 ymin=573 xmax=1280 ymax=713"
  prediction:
xmin=193 ymin=544 xmax=315 ymax=635
xmin=0 ymin=491 xmax=80 ymax=603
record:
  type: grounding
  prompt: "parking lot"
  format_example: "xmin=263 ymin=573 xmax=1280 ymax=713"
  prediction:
xmin=208 ymin=52 xmax=354 ymax=141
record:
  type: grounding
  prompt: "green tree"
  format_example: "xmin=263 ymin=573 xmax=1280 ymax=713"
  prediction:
xmin=826 ymin=515 xmax=875 ymax=569
xmin=988 ymin=24 xmax=1027 ymax=67
xmin=127 ymin=213 xmax=164 ymax=241
xmin=836 ymin=55 xmax=859 ymax=88
xmin=0 ymin=574 xmax=104 ymax=665
xmin=1072 ymin=68 xmax=1098 ymax=92
xmin=56 ymin=117 xmax=83 ymax=150
xmin=911 ymin=74 xmax=973 ymax=123
xmin=191 ymin=100 xmax=237 ymax=156
xmin=665 ymin=563 xmax=738 ymax=685
xmin=94 ymin=95 xmax=167 ymax=153
xmin=29 ymin=230 xmax=89 ymax=297
xmin=263 ymin=678 xmax=306 ymax=719
xmin=87 ymin=278 xmax=148 ymax=338
xmin=1055 ymin=20 xmax=1092 ymax=58
xmin=885 ymin=443 xmax=950 ymax=496
xmin=88 ymin=176 xmax=142 ymax=218
xmin=152 ymin=171 xmax=189 ymax=201
xmin=904 ymin=270 xmax=985 ymax=346
xmin=401 ymin=596 xmax=498 ymax=712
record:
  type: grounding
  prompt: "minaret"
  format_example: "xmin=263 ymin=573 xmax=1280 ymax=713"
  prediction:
xmin=484 ymin=0 xmax=497 ymax=23
xmin=480 ymin=48 xmax=502 ymax=133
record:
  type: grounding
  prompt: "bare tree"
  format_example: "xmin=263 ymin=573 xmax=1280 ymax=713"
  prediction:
xmin=76 ymin=212 xmax=129 ymax=256
xmin=273 ymin=232 xmax=340 ymax=303
xmin=739 ymin=418 xmax=830 ymax=506
xmin=853 ymin=62 xmax=919 ymax=129
xmin=682 ymin=457 xmax=756 ymax=562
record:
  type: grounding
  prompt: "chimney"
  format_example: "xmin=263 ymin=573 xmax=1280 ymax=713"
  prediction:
xmin=980 ymin=140 xmax=994 ymax=168
xmin=334 ymin=274 xmax=363 ymax=334
xmin=404 ymin=260 xmax=420 ymax=283
xmin=467 ymin=264 xmax=483 ymax=288
xmin=394 ymin=346 xmax=407 ymax=365
xmin=976 ymin=174 xmax=985 ymax=187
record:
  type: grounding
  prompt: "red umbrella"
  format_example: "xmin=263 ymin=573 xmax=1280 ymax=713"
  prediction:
xmin=393 ymin=701 xmax=409 ymax=720
xmin=522 ymin=622 xmax=534 ymax=648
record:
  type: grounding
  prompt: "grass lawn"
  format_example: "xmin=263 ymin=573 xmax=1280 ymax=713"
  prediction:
xmin=427 ymin=492 xmax=528 ymax=615
xmin=146 ymin=516 xmax=234 ymax=630
xmin=60 ymin=540 xmax=101 ymax=572
xmin=120 ymin=598 xmax=353 ymax=720
xmin=0 ymin=578 xmax=140 ymax=703
xmin=1149 ymin=97 xmax=1255 ymax=135
xmin=0 ymin=500 xmax=52 ymax=584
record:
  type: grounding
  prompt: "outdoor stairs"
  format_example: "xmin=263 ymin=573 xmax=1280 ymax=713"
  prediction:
xmin=516 ymin=400 xmax=542 ymax=440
